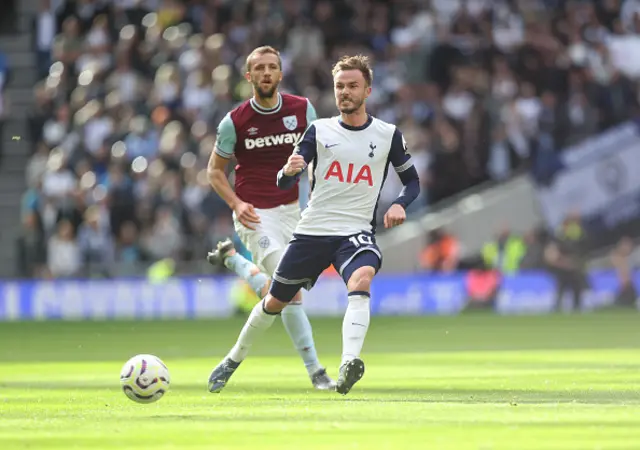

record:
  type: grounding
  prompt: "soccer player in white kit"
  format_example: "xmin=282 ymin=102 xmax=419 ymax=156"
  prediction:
xmin=208 ymin=55 xmax=420 ymax=395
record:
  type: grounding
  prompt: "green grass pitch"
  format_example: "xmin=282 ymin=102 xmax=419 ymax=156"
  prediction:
xmin=1 ymin=312 xmax=640 ymax=449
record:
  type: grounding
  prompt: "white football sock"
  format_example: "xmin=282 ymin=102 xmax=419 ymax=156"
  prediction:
xmin=227 ymin=300 xmax=277 ymax=362
xmin=281 ymin=303 xmax=322 ymax=376
xmin=224 ymin=253 xmax=269 ymax=296
xmin=341 ymin=292 xmax=371 ymax=365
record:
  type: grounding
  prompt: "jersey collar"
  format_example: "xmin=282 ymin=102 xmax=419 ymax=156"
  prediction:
xmin=250 ymin=93 xmax=283 ymax=115
xmin=338 ymin=114 xmax=373 ymax=131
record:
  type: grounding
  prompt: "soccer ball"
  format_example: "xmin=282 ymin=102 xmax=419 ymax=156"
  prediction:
xmin=120 ymin=354 xmax=170 ymax=404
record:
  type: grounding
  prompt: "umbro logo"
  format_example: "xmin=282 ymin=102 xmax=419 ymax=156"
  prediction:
xmin=325 ymin=143 xmax=339 ymax=149
xmin=248 ymin=127 xmax=259 ymax=136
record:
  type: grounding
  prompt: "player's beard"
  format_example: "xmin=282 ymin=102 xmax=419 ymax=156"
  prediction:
xmin=254 ymin=79 xmax=279 ymax=100
xmin=338 ymin=96 xmax=364 ymax=115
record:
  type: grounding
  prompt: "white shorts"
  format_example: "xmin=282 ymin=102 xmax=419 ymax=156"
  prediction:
xmin=233 ymin=202 xmax=300 ymax=275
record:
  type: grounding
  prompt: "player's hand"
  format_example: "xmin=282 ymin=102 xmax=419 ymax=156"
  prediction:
xmin=383 ymin=204 xmax=406 ymax=229
xmin=235 ymin=201 xmax=261 ymax=230
xmin=283 ymin=154 xmax=306 ymax=176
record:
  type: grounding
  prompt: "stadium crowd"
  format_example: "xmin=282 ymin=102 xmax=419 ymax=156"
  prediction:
xmin=20 ymin=0 xmax=640 ymax=278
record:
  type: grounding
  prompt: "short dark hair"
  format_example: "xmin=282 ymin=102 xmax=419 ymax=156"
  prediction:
xmin=245 ymin=46 xmax=282 ymax=72
xmin=331 ymin=55 xmax=373 ymax=86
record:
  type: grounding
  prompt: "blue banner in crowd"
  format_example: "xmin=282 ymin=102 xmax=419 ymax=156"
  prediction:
xmin=535 ymin=120 xmax=640 ymax=243
xmin=0 ymin=271 xmax=637 ymax=321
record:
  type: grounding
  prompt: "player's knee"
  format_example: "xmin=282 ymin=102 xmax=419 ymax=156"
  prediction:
xmin=258 ymin=278 xmax=272 ymax=298
xmin=346 ymin=266 xmax=376 ymax=293
xmin=263 ymin=294 xmax=287 ymax=314
xmin=260 ymin=251 xmax=283 ymax=277
xmin=290 ymin=290 xmax=303 ymax=305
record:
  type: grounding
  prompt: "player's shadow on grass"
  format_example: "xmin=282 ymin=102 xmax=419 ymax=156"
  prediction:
xmin=2 ymin=382 xmax=639 ymax=405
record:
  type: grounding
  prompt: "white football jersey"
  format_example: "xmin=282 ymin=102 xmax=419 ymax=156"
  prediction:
xmin=290 ymin=115 xmax=414 ymax=236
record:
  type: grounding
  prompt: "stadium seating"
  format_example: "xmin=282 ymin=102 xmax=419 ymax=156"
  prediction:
xmin=4 ymin=0 xmax=640 ymax=278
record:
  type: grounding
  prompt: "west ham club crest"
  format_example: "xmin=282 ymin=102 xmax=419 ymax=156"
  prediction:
xmin=282 ymin=115 xmax=298 ymax=131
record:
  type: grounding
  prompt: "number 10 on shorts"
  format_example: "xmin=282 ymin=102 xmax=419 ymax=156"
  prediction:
xmin=349 ymin=234 xmax=374 ymax=248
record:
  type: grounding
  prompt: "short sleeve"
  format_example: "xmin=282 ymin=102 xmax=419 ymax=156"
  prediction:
xmin=215 ymin=112 xmax=237 ymax=158
xmin=306 ymin=100 xmax=318 ymax=125
xmin=389 ymin=127 xmax=414 ymax=173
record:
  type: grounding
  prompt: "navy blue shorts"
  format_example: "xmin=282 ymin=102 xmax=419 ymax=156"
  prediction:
xmin=270 ymin=232 xmax=382 ymax=302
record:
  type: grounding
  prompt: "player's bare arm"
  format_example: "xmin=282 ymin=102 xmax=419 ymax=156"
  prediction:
xmin=207 ymin=151 xmax=261 ymax=230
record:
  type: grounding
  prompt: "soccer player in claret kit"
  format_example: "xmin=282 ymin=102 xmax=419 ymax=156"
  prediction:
xmin=206 ymin=46 xmax=335 ymax=390
xmin=208 ymin=55 xmax=420 ymax=395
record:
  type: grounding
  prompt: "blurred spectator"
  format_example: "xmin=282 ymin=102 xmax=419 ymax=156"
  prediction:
xmin=77 ymin=206 xmax=114 ymax=276
xmin=0 ymin=0 xmax=18 ymax=34
xmin=0 ymin=49 xmax=7 ymax=158
xmin=116 ymin=220 xmax=144 ymax=264
xmin=41 ymin=150 xmax=77 ymax=219
xmin=481 ymin=228 xmax=526 ymax=275
xmin=47 ymin=219 xmax=81 ymax=278
xmin=17 ymin=212 xmax=47 ymax=278
xmin=544 ymin=214 xmax=589 ymax=311
xmin=52 ymin=16 xmax=83 ymax=71
xmin=562 ymin=91 xmax=600 ymax=146
xmin=123 ymin=116 xmax=159 ymax=160
xmin=21 ymin=0 xmax=640 ymax=278
xmin=33 ymin=0 xmax=56 ymax=79
xmin=82 ymin=101 xmax=115 ymax=156
xmin=142 ymin=206 xmax=183 ymax=260
xmin=419 ymin=228 xmax=460 ymax=272
xmin=610 ymin=236 xmax=639 ymax=307
xmin=26 ymin=142 xmax=51 ymax=189
xmin=107 ymin=162 xmax=137 ymax=236
xmin=487 ymin=125 xmax=519 ymax=182
xmin=520 ymin=228 xmax=548 ymax=270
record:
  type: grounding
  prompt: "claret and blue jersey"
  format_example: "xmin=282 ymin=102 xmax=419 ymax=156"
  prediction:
xmin=215 ymin=93 xmax=317 ymax=209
